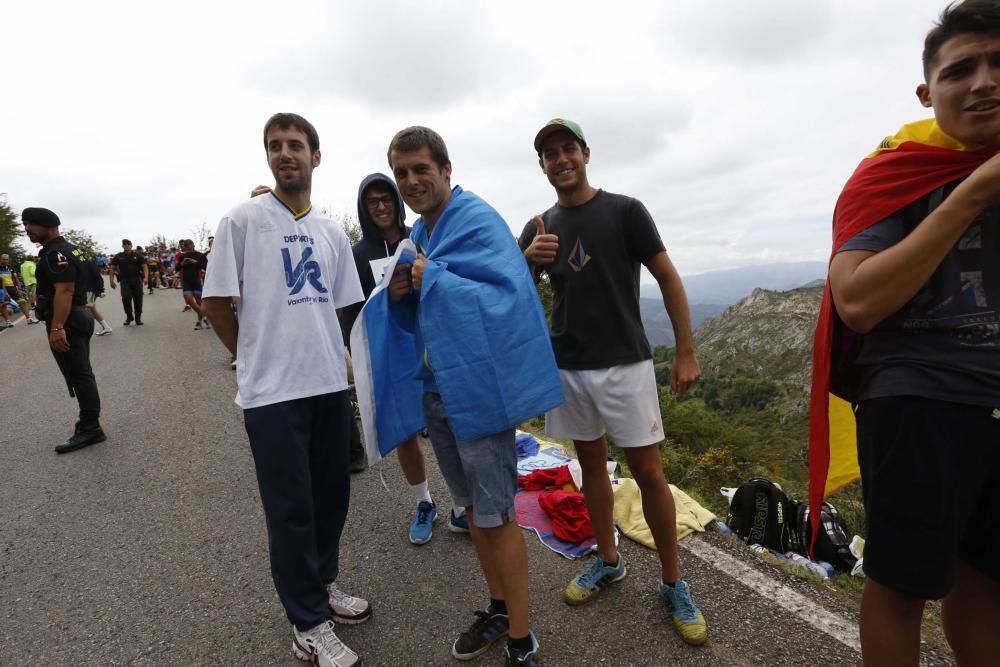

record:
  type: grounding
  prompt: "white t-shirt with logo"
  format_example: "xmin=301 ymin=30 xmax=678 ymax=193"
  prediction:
xmin=203 ymin=193 xmax=363 ymax=409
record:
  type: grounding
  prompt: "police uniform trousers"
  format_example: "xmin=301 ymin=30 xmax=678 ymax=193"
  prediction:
xmin=49 ymin=307 xmax=101 ymax=429
xmin=120 ymin=277 xmax=143 ymax=320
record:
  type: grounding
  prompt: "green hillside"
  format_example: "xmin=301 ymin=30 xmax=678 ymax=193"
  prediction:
xmin=528 ymin=278 xmax=863 ymax=530
xmin=646 ymin=284 xmax=862 ymax=530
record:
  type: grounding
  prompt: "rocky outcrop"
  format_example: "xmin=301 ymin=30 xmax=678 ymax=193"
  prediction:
xmin=694 ymin=285 xmax=823 ymax=401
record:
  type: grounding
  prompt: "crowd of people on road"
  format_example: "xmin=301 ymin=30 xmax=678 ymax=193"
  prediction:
xmin=11 ymin=2 xmax=1000 ymax=665
xmin=1 ymin=252 xmax=40 ymax=329
xmin=2 ymin=233 xmax=218 ymax=452
xmin=3 ymin=239 xmax=216 ymax=336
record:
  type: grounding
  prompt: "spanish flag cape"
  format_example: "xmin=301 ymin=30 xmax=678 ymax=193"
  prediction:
xmin=807 ymin=119 xmax=994 ymax=546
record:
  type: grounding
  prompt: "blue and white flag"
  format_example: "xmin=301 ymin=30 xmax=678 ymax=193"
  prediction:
xmin=350 ymin=239 xmax=423 ymax=465
xmin=351 ymin=187 xmax=563 ymax=464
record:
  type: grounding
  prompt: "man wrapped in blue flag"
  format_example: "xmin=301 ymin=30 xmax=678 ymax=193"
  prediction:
xmin=352 ymin=126 xmax=562 ymax=666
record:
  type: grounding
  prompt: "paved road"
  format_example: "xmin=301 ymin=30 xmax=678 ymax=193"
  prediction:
xmin=0 ymin=293 xmax=955 ymax=665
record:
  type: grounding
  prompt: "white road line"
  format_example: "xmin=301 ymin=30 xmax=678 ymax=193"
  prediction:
xmin=681 ymin=537 xmax=861 ymax=653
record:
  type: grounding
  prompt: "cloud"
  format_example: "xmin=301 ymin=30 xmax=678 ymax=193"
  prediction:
xmin=0 ymin=0 xmax=955 ymax=274
xmin=0 ymin=169 xmax=114 ymax=221
xmin=249 ymin=3 xmax=528 ymax=111
xmin=42 ymin=191 xmax=116 ymax=222
xmin=663 ymin=2 xmax=834 ymax=65
xmin=553 ymin=97 xmax=693 ymax=165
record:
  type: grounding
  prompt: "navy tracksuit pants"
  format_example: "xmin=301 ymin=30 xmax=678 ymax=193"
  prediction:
xmin=243 ymin=391 xmax=352 ymax=631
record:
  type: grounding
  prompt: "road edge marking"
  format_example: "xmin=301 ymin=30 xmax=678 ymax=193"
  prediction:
xmin=681 ymin=537 xmax=861 ymax=653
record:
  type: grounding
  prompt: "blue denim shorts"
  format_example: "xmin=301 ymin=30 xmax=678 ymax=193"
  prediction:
xmin=422 ymin=392 xmax=517 ymax=528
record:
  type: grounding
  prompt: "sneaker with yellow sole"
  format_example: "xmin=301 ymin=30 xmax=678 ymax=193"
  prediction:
xmin=564 ymin=553 xmax=627 ymax=605
xmin=659 ymin=579 xmax=707 ymax=645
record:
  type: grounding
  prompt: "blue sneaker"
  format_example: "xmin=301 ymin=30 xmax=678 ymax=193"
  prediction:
xmin=564 ymin=553 xmax=627 ymax=605
xmin=409 ymin=500 xmax=437 ymax=545
xmin=448 ymin=509 xmax=470 ymax=534
xmin=659 ymin=579 xmax=707 ymax=645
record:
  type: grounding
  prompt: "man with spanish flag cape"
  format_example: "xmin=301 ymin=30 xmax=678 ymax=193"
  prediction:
xmin=810 ymin=2 xmax=1000 ymax=663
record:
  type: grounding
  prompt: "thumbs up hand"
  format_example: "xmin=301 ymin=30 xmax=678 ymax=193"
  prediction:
xmin=524 ymin=215 xmax=559 ymax=267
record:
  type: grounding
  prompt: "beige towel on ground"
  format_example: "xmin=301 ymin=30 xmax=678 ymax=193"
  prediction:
xmin=611 ymin=478 xmax=717 ymax=548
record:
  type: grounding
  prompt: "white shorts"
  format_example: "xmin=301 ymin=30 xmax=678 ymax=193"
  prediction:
xmin=545 ymin=359 xmax=664 ymax=448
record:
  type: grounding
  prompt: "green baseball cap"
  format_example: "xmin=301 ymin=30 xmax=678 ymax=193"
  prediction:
xmin=533 ymin=118 xmax=587 ymax=153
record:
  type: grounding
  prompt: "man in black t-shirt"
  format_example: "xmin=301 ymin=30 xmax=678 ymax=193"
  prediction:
xmin=21 ymin=207 xmax=106 ymax=454
xmin=519 ymin=118 xmax=705 ymax=646
xmin=826 ymin=4 xmax=1000 ymax=663
xmin=110 ymin=239 xmax=148 ymax=325
xmin=177 ymin=239 xmax=209 ymax=329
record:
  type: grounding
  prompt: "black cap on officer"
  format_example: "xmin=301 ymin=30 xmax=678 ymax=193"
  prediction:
xmin=21 ymin=207 xmax=61 ymax=228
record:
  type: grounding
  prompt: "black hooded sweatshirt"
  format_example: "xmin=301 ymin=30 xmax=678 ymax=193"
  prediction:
xmin=340 ymin=173 xmax=409 ymax=348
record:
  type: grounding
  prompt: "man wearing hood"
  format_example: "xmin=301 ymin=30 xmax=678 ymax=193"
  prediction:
xmin=341 ymin=173 xmax=468 ymax=545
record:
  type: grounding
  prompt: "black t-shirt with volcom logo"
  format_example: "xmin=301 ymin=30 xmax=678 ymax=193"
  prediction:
xmin=518 ymin=190 xmax=666 ymax=370
xmin=37 ymin=236 xmax=87 ymax=309
xmin=111 ymin=251 xmax=145 ymax=280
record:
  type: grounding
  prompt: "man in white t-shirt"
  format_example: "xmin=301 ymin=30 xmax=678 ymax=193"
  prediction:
xmin=201 ymin=113 xmax=367 ymax=667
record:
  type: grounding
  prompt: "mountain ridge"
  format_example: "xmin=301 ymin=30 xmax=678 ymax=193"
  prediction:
xmin=639 ymin=261 xmax=826 ymax=348
xmin=641 ymin=261 xmax=827 ymax=306
xmin=692 ymin=284 xmax=823 ymax=413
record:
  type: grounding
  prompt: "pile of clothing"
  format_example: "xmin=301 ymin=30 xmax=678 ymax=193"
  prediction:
xmin=512 ymin=432 xmax=717 ymax=558
xmin=518 ymin=465 xmax=593 ymax=544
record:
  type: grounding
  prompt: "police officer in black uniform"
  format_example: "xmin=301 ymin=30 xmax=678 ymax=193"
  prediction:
xmin=110 ymin=239 xmax=147 ymax=325
xmin=22 ymin=207 xmax=107 ymax=454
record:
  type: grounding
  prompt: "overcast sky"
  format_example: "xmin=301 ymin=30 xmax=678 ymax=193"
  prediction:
xmin=2 ymin=0 xmax=951 ymax=276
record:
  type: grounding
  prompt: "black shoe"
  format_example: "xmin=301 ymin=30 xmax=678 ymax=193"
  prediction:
xmin=349 ymin=449 xmax=367 ymax=473
xmin=452 ymin=609 xmax=509 ymax=660
xmin=505 ymin=633 xmax=539 ymax=666
xmin=135 ymin=319 xmax=143 ymax=326
xmin=55 ymin=428 xmax=107 ymax=454
xmin=123 ymin=318 xmax=133 ymax=326
xmin=349 ymin=422 xmax=367 ymax=474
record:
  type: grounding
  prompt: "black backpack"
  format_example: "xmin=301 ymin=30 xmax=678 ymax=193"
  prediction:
xmin=85 ymin=257 xmax=105 ymax=294
xmin=726 ymin=478 xmax=800 ymax=553
xmin=797 ymin=501 xmax=857 ymax=573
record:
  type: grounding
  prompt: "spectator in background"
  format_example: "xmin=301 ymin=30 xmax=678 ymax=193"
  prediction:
xmin=145 ymin=251 xmax=163 ymax=294
xmin=20 ymin=255 xmax=39 ymax=322
xmin=1 ymin=254 xmax=35 ymax=326
xmin=178 ymin=239 xmax=209 ymax=330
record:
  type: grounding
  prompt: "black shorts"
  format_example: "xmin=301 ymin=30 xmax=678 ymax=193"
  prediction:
xmin=857 ymin=396 xmax=1000 ymax=599
xmin=4 ymin=286 xmax=18 ymax=300
xmin=181 ymin=277 xmax=202 ymax=294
